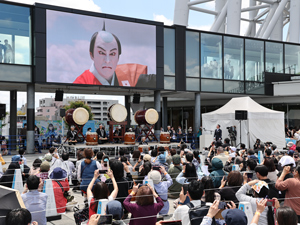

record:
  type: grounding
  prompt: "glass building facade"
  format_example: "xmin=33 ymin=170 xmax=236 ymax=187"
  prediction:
xmin=0 ymin=3 xmax=31 ymax=82
xmin=164 ymin=27 xmax=300 ymax=95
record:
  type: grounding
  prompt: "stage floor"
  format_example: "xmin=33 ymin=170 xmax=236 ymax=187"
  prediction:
xmin=54 ymin=142 xmax=190 ymax=158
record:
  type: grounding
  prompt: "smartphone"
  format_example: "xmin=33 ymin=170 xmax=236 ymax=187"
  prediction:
xmin=144 ymin=180 xmax=148 ymax=185
xmin=265 ymin=200 xmax=275 ymax=207
xmin=183 ymin=184 xmax=189 ymax=195
xmin=153 ymin=166 xmax=160 ymax=171
xmin=218 ymin=201 xmax=227 ymax=209
xmin=160 ymin=220 xmax=182 ymax=225
xmin=247 ymin=172 xmax=253 ymax=179
xmin=140 ymin=155 xmax=144 ymax=160
xmin=97 ymin=214 xmax=113 ymax=225
xmin=98 ymin=169 xmax=108 ymax=174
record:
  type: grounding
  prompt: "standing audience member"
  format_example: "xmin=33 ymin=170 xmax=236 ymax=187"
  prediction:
xmin=276 ymin=165 xmax=300 ymax=222
xmin=123 ymin=184 xmax=164 ymax=225
xmin=21 ymin=175 xmax=47 ymax=225
xmin=62 ymin=152 xmax=75 ymax=177
xmin=17 ymin=149 xmax=27 ymax=165
xmin=77 ymin=148 xmax=102 ymax=193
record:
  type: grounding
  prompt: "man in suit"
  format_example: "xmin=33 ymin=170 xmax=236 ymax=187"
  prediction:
xmin=96 ymin=124 xmax=108 ymax=144
xmin=214 ymin=124 xmax=222 ymax=141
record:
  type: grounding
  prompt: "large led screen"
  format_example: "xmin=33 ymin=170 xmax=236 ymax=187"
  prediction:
xmin=46 ymin=10 xmax=156 ymax=88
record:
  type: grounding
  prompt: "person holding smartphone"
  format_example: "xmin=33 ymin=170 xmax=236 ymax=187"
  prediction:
xmin=87 ymin=169 xmax=118 ymax=220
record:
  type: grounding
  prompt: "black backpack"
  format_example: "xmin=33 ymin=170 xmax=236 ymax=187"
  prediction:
xmin=187 ymin=201 xmax=216 ymax=225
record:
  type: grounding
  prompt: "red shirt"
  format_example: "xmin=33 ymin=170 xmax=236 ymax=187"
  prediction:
xmin=52 ymin=179 xmax=70 ymax=214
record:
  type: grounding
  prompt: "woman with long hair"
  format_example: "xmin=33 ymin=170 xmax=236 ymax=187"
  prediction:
xmin=201 ymin=176 xmax=220 ymax=203
xmin=175 ymin=163 xmax=198 ymax=185
xmin=123 ymin=184 xmax=164 ymax=225
xmin=29 ymin=158 xmax=42 ymax=175
xmin=263 ymin=158 xmax=278 ymax=182
xmin=87 ymin=169 xmax=118 ymax=219
xmin=276 ymin=164 xmax=300 ymax=222
xmin=219 ymin=170 xmax=243 ymax=203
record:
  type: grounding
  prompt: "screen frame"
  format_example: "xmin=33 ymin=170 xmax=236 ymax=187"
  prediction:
xmin=34 ymin=3 xmax=164 ymax=91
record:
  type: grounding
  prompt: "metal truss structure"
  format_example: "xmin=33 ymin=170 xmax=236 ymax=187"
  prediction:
xmin=174 ymin=0 xmax=300 ymax=43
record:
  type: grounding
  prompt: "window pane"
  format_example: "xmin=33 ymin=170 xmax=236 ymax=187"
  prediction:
xmin=224 ymin=81 xmax=244 ymax=93
xmin=164 ymin=28 xmax=175 ymax=76
xmin=266 ymin=42 xmax=283 ymax=73
xmin=224 ymin=36 xmax=244 ymax=80
xmin=186 ymin=31 xmax=199 ymax=77
xmin=201 ymin=33 xmax=222 ymax=79
xmin=201 ymin=79 xmax=223 ymax=92
xmin=285 ymin=44 xmax=300 ymax=74
xmin=245 ymin=82 xmax=264 ymax=94
xmin=245 ymin=39 xmax=264 ymax=81
xmin=0 ymin=64 xmax=31 ymax=82
xmin=0 ymin=3 xmax=31 ymax=65
xmin=164 ymin=76 xmax=175 ymax=90
xmin=186 ymin=78 xmax=199 ymax=91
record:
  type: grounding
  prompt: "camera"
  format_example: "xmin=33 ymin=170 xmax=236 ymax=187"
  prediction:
xmin=265 ymin=199 xmax=275 ymax=207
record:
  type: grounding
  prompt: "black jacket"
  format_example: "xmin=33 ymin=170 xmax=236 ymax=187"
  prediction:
xmin=67 ymin=130 xmax=77 ymax=141
xmin=214 ymin=129 xmax=222 ymax=140
xmin=96 ymin=128 xmax=106 ymax=138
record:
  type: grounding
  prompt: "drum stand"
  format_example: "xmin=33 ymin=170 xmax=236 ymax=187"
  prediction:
xmin=136 ymin=124 xmax=158 ymax=142
xmin=74 ymin=124 xmax=85 ymax=141
xmin=107 ymin=121 xmax=127 ymax=143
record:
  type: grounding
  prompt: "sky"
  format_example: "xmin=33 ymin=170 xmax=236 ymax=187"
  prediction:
xmin=2 ymin=0 xmax=289 ymax=111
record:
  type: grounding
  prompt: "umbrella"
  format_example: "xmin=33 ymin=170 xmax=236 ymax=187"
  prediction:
xmin=0 ymin=185 xmax=25 ymax=224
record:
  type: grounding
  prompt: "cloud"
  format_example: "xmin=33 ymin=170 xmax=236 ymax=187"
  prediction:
xmin=153 ymin=14 xmax=173 ymax=25
xmin=164 ymin=65 xmax=175 ymax=76
xmin=4 ymin=0 xmax=101 ymax=12
xmin=188 ymin=24 xmax=211 ymax=31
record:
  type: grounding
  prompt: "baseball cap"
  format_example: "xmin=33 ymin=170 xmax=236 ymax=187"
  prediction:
xmin=148 ymin=170 xmax=161 ymax=184
xmin=221 ymin=208 xmax=247 ymax=225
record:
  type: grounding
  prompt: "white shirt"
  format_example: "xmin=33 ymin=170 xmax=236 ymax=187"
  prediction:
xmin=90 ymin=63 xmax=115 ymax=86
xmin=171 ymin=199 xmax=202 ymax=225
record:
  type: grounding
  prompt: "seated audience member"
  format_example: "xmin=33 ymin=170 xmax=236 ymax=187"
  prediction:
xmin=62 ymin=152 xmax=75 ymax=177
xmin=255 ymin=165 xmax=279 ymax=199
xmin=239 ymin=143 xmax=247 ymax=155
xmin=228 ymin=146 xmax=237 ymax=158
xmin=263 ymin=158 xmax=278 ymax=182
xmin=132 ymin=153 xmax=143 ymax=173
xmin=96 ymin=151 xmax=104 ymax=164
xmin=199 ymin=201 xmax=247 ymax=225
xmin=151 ymin=148 xmax=158 ymax=163
xmin=50 ymin=167 xmax=70 ymax=214
xmin=245 ymin=158 xmax=258 ymax=181
xmin=209 ymin=158 xmax=228 ymax=188
xmin=176 ymin=163 xmax=198 ymax=185
xmin=248 ymin=149 xmax=258 ymax=162
xmin=219 ymin=170 xmax=243 ymax=203
xmin=0 ymin=162 xmax=22 ymax=188
xmin=264 ymin=148 xmax=272 ymax=159
xmin=6 ymin=208 xmax=37 ymax=225
xmin=21 ymin=175 xmax=47 ymax=225
xmin=167 ymin=155 xmax=182 ymax=198
xmin=146 ymin=166 xmax=173 ymax=215
xmin=276 ymin=164 xmax=300 ymax=222
xmin=166 ymin=148 xmax=177 ymax=167
xmin=73 ymin=150 xmax=85 ymax=191
xmin=186 ymin=152 xmax=199 ymax=170
xmin=293 ymin=152 xmax=300 ymax=163
xmin=46 ymin=146 xmax=59 ymax=163
xmin=213 ymin=147 xmax=229 ymax=166
xmin=277 ymin=156 xmax=295 ymax=180
xmin=201 ymin=176 xmax=220 ymax=203
xmin=224 ymin=156 xmax=245 ymax=172
xmin=172 ymin=180 xmax=215 ymax=225
xmin=123 ymin=184 xmax=164 ymax=225
xmin=87 ymin=169 xmax=118 ymax=219
xmin=222 ymin=138 xmax=231 ymax=149
xmin=101 ymin=155 xmax=110 ymax=170
xmin=36 ymin=161 xmax=50 ymax=181
xmin=137 ymin=160 xmax=152 ymax=184
xmin=106 ymin=160 xmax=133 ymax=217
xmin=236 ymin=180 xmax=280 ymax=225
xmin=106 ymin=200 xmax=126 ymax=225
xmin=29 ymin=159 xmax=42 ymax=175
xmin=17 ymin=149 xmax=27 ymax=165
xmin=130 ymin=150 xmax=141 ymax=166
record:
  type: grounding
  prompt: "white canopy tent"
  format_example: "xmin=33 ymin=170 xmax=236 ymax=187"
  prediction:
xmin=202 ymin=97 xmax=285 ymax=149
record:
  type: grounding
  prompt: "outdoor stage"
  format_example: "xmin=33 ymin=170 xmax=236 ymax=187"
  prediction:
xmin=55 ymin=142 xmax=191 ymax=158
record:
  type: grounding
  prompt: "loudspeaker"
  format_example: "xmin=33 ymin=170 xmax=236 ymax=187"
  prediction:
xmin=0 ymin=104 xmax=6 ymax=118
xmin=183 ymin=112 xmax=189 ymax=120
xmin=235 ymin=110 xmax=248 ymax=120
xmin=55 ymin=90 xmax=64 ymax=101
xmin=60 ymin=108 xmax=66 ymax=117
xmin=132 ymin=94 xmax=140 ymax=104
